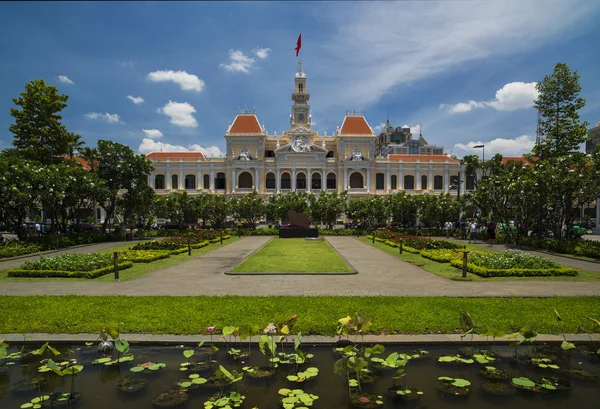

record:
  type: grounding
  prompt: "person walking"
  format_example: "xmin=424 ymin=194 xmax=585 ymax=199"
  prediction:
xmin=487 ymin=219 xmax=497 ymax=247
xmin=416 ymin=219 xmax=423 ymax=236
xmin=445 ymin=221 xmax=452 ymax=238
xmin=468 ymin=220 xmax=478 ymax=244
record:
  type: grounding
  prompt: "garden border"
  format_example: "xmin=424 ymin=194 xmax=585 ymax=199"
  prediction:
xmin=224 ymin=236 xmax=358 ymax=275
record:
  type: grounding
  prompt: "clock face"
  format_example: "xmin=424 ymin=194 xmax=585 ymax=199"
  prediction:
xmin=298 ymin=113 xmax=305 ymax=121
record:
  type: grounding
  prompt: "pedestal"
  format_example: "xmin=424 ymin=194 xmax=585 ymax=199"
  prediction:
xmin=278 ymin=228 xmax=319 ymax=238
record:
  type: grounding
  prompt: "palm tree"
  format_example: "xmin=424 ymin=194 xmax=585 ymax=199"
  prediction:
xmin=66 ymin=132 xmax=85 ymax=158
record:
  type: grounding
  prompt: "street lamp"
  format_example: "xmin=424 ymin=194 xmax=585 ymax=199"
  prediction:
xmin=473 ymin=144 xmax=485 ymax=178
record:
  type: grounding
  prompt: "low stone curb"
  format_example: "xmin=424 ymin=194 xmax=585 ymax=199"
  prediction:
xmin=1 ymin=333 xmax=597 ymax=344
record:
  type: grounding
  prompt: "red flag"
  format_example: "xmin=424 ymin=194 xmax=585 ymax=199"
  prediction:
xmin=295 ymin=33 xmax=302 ymax=57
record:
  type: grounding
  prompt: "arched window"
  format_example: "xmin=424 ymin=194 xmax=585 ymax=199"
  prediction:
xmin=376 ymin=173 xmax=385 ymax=190
xmin=327 ymin=173 xmax=336 ymax=189
xmin=185 ymin=174 xmax=196 ymax=190
xmin=296 ymin=173 xmax=306 ymax=189
xmin=404 ymin=175 xmax=415 ymax=190
xmin=311 ymin=173 xmax=321 ymax=190
xmin=281 ymin=172 xmax=291 ymax=189
xmin=171 ymin=174 xmax=178 ymax=190
xmin=298 ymin=83 xmax=304 ymax=93
xmin=434 ymin=175 xmax=443 ymax=190
xmin=391 ymin=175 xmax=397 ymax=190
xmin=154 ymin=174 xmax=165 ymax=190
xmin=421 ymin=175 xmax=428 ymax=190
xmin=215 ymin=172 xmax=226 ymax=190
xmin=266 ymin=172 xmax=276 ymax=189
xmin=349 ymin=172 xmax=364 ymax=188
xmin=238 ymin=171 xmax=253 ymax=189
xmin=203 ymin=174 xmax=210 ymax=189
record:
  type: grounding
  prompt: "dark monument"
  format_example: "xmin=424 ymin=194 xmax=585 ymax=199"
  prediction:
xmin=279 ymin=210 xmax=319 ymax=238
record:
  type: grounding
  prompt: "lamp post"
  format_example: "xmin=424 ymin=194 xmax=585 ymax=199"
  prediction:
xmin=473 ymin=144 xmax=485 ymax=178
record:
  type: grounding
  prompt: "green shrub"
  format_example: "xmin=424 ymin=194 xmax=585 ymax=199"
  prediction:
xmin=118 ymin=250 xmax=171 ymax=263
xmin=7 ymin=262 xmax=133 ymax=279
xmin=20 ymin=253 xmax=114 ymax=272
xmin=574 ymin=241 xmax=600 ymax=259
xmin=0 ymin=242 xmax=41 ymax=259
xmin=467 ymin=250 xmax=561 ymax=269
xmin=420 ymin=249 xmax=466 ymax=263
xmin=449 ymin=259 xmax=578 ymax=277
xmin=366 ymin=236 xmax=420 ymax=254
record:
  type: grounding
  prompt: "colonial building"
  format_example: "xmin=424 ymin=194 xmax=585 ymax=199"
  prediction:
xmin=146 ymin=62 xmax=467 ymax=198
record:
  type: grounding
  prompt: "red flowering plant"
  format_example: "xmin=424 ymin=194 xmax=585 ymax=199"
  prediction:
xmin=377 ymin=230 xmax=461 ymax=250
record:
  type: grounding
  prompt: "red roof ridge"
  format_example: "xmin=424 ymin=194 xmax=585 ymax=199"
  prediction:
xmin=146 ymin=152 xmax=206 ymax=160
xmin=389 ymin=154 xmax=458 ymax=163
xmin=228 ymin=114 xmax=263 ymax=134
xmin=338 ymin=115 xmax=374 ymax=136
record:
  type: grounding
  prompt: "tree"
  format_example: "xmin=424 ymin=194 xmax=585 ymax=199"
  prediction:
xmin=207 ymin=195 xmax=230 ymax=228
xmin=346 ymin=196 xmax=387 ymax=230
xmin=419 ymin=193 xmax=460 ymax=228
xmin=533 ymin=62 xmax=589 ymax=158
xmin=232 ymin=191 xmax=265 ymax=228
xmin=388 ymin=192 xmax=418 ymax=227
xmin=81 ymin=140 xmax=153 ymax=231
xmin=65 ymin=132 xmax=86 ymax=158
xmin=309 ymin=191 xmax=347 ymax=229
xmin=267 ymin=192 xmax=310 ymax=223
xmin=9 ymin=79 xmax=69 ymax=164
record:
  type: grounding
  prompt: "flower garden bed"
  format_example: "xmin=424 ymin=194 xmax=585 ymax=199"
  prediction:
xmin=6 ymin=262 xmax=133 ymax=278
xmin=118 ymin=250 xmax=171 ymax=263
xmin=129 ymin=236 xmax=230 ymax=255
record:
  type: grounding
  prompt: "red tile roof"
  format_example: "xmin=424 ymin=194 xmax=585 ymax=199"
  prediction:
xmin=228 ymin=114 xmax=263 ymax=134
xmin=339 ymin=116 xmax=374 ymax=136
xmin=389 ymin=154 xmax=458 ymax=163
xmin=146 ymin=152 xmax=206 ymax=160
xmin=500 ymin=156 xmax=535 ymax=165
xmin=56 ymin=156 xmax=92 ymax=170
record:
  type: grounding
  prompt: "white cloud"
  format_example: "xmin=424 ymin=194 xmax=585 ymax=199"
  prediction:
xmin=142 ymin=129 xmax=164 ymax=139
xmin=138 ymin=138 xmax=223 ymax=157
xmin=118 ymin=60 xmax=136 ymax=68
xmin=58 ymin=75 xmax=74 ymax=85
xmin=147 ymin=70 xmax=205 ymax=92
xmin=402 ymin=124 xmax=421 ymax=136
xmin=373 ymin=122 xmax=386 ymax=133
xmin=252 ymin=47 xmax=271 ymax=59
xmin=127 ymin=95 xmax=145 ymax=104
xmin=454 ymin=135 xmax=536 ymax=158
xmin=85 ymin=112 xmax=121 ymax=123
xmin=440 ymin=82 xmax=539 ymax=113
xmin=219 ymin=50 xmax=255 ymax=73
xmin=319 ymin=1 xmax=598 ymax=110
xmin=157 ymin=101 xmax=197 ymax=128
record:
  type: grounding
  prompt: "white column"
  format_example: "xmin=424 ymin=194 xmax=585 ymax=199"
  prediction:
xmin=399 ymin=166 xmax=403 ymax=191
xmin=460 ymin=165 xmax=466 ymax=196
xmin=276 ymin=168 xmax=281 ymax=193
xmin=210 ymin=165 xmax=215 ymax=192
xmin=196 ymin=162 xmax=201 ymax=191
xmin=231 ymin=168 xmax=236 ymax=193
xmin=307 ymin=168 xmax=312 ymax=193
xmin=292 ymin=167 xmax=296 ymax=191
xmin=344 ymin=167 xmax=348 ymax=190
xmin=386 ymin=167 xmax=391 ymax=192
xmin=322 ymin=166 xmax=326 ymax=191
xmin=166 ymin=165 xmax=171 ymax=189
xmin=366 ymin=168 xmax=371 ymax=192
xmin=416 ymin=165 xmax=421 ymax=190
xmin=254 ymin=167 xmax=259 ymax=191
xmin=428 ymin=166 xmax=433 ymax=190
xmin=444 ymin=165 xmax=449 ymax=193
xmin=149 ymin=172 xmax=154 ymax=189
xmin=179 ymin=164 xmax=184 ymax=189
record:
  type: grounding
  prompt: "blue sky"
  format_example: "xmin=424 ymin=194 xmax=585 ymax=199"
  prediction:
xmin=1 ymin=1 xmax=600 ymax=158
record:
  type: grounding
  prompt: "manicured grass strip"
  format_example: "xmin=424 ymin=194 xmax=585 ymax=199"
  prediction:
xmin=230 ymin=238 xmax=353 ymax=273
xmin=1 ymin=296 xmax=599 ymax=335
xmin=0 ymin=238 xmax=239 ymax=282
xmin=359 ymin=238 xmax=600 ymax=281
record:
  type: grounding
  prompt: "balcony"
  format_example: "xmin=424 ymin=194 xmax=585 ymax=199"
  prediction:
xmin=348 ymin=188 xmax=367 ymax=193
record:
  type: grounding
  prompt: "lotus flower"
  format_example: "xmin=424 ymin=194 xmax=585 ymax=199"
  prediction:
xmin=359 ymin=396 xmax=370 ymax=403
xmin=264 ymin=323 xmax=277 ymax=334
xmin=206 ymin=326 xmax=216 ymax=333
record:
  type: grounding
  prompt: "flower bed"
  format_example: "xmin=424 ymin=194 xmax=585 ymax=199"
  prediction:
xmin=420 ymin=249 xmax=467 ymax=263
xmin=467 ymin=250 xmax=561 ymax=269
xmin=118 ymin=250 xmax=171 ymax=263
xmin=19 ymin=253 xmax=114 ymax=272
xmin=6 ymin=261 xmax=133 ymax=279
xmin=376 ymin=230 xmax=462 ymax=250
xmin=449 ymin=258 xmax=578 ymax=277
xmin=0 ymin=241 xmax=41 ymax=259
xmin=366 ymin=236 xmax=420 ymax=254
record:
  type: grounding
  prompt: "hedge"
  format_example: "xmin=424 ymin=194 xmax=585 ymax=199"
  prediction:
xmin=366 ymin=236 xmax=420 ymax=254
xmin=420 ymin=249 xmax=466 ymax=263
xmin=6 ymin=262 xmax=134 ymax=279
xmin=448 ymin=259 xmax=578 ymax=277
xmin=118 ymin=250 xmax=171 ymax=263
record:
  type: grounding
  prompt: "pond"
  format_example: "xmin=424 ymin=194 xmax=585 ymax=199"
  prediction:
xmin=1 ymin=341 xmax=598 ymax=409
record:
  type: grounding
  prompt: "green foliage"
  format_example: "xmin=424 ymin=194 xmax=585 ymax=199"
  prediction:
xmin=266 ymin=191 xmax=310 ymax=223
xmin=346 ymin=196 xmax=387 ymax=229
xmin=230 ymin=191 xmax=265 ymax=228
xmin=309 ymin=191 xmax=347 ymax=228
xmin=468 ymin=250 xmax=561 ymax=269
xmin=20 ymin=252 xmax=114 ymax=272
xmin=7 ymin=262 xmax=133 ymax=278
xmin=117 ymin=250 xmax=171 ymax=263
xmin=0 ymin=241 xmax=41 ymax=259
xmin=449 ymin=258 xmax=578 ymax=278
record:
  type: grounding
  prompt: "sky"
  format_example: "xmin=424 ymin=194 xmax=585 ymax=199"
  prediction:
xmin=1 ymin=1 xmax=600 ymax=159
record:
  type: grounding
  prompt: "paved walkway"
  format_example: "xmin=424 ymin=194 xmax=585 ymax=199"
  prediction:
xmin=443 ymin=238 xmax=600 ymax=272
xmin=2 ymin=236 xmax=600 ymax=297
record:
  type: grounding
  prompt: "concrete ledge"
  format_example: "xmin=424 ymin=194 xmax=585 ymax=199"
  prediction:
xmin=1 ymin=333 xmax=597 ymax=345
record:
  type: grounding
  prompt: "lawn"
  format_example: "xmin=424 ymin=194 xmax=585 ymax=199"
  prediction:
xmin=229 ymin=238 xmax=355 ymax=274
xmin=0 ymin=237 xmax=239 ymax=282
xmin=360 ymin=238 xmax=600 ymax=281
xmin=1 ymin=295 xmax=598 ymax=335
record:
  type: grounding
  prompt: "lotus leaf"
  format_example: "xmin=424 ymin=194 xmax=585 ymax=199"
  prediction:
xmin=561 ymin=341 xmax=576 ymax=351
xmin=512 ymin=377 xmax=536 ymax=388
xmin=396 ymin=389 xmax=412 ymax=395
xmin=192 ymin=378 xmax=207 ymax=384
xmin=451 ymin=378 xmax=471 ymax=388
xmin=92 ymin=357 xmax=112 ymax=364
xmin=278 ymin=388 xmax=292 ymax=396
xmin=129 ymin=366 xmax=144 ymax=373
xmin=183 ymin=350 xmax=194 ymax=359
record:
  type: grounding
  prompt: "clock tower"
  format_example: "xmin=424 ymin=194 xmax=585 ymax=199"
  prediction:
xmin=290 ymin=61 xmax=311 ymax=130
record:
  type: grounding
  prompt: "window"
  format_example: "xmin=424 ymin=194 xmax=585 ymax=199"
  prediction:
xmin=391 ymin=175 xmax=397 ymax=190
xmin=203 ymin=174 xmax=210 ymax=189
xmin=450 ymin=175 xmax=459 ymax=190
xmin=327 ymin=173 xmax=336 ymax=189
xmin=466 ymin=175 xmax=475 ymax=190
xmin=421 ymin=175 xmax=428 ymax=190
xmin=154 ymin=174 xmax=165 ymax=189
xmin=266 ymin=172 xmax=276 ymax=189
xmin=238 ymin=172 xmax=253 ymax=189
xmin=434 ymin=175 xmax=443 ymax=190
xmin=326 ymin=151 xmax=334 ymax=158
xmin=296 ymin=173 xmax=306 ymax=189
xmin=265 ymin=150 xmax=275 ymax=157
xmin=298 ymin=83 xmax=304 ymax=93
xmin=281 ymin=173 xmax=291 ymax=189
xmin=404 ymin=175 xmax=415 ymax=190
xmin=349 ymin=172 xmax=364 ymax=188
xmin=185 ymin=174 xmax=196 ymax=190
xmin=215 ymin=172 xmax=226 ymax=190
xmin=171 ymin=174 xmax=178 ymax=190
xmin=376 ymin=173 xmax=384 ymax=190
xmin=311 ymin=173 xmax=321 ymax=190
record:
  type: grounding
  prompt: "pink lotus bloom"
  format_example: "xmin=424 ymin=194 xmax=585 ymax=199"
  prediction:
xmin=206 ymin=326 xmax=216 ymax=333
xmin=359 ymin=396 xmax=370 ymax=403
xmin=264 ymin=323 xmax=277 ymax=334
